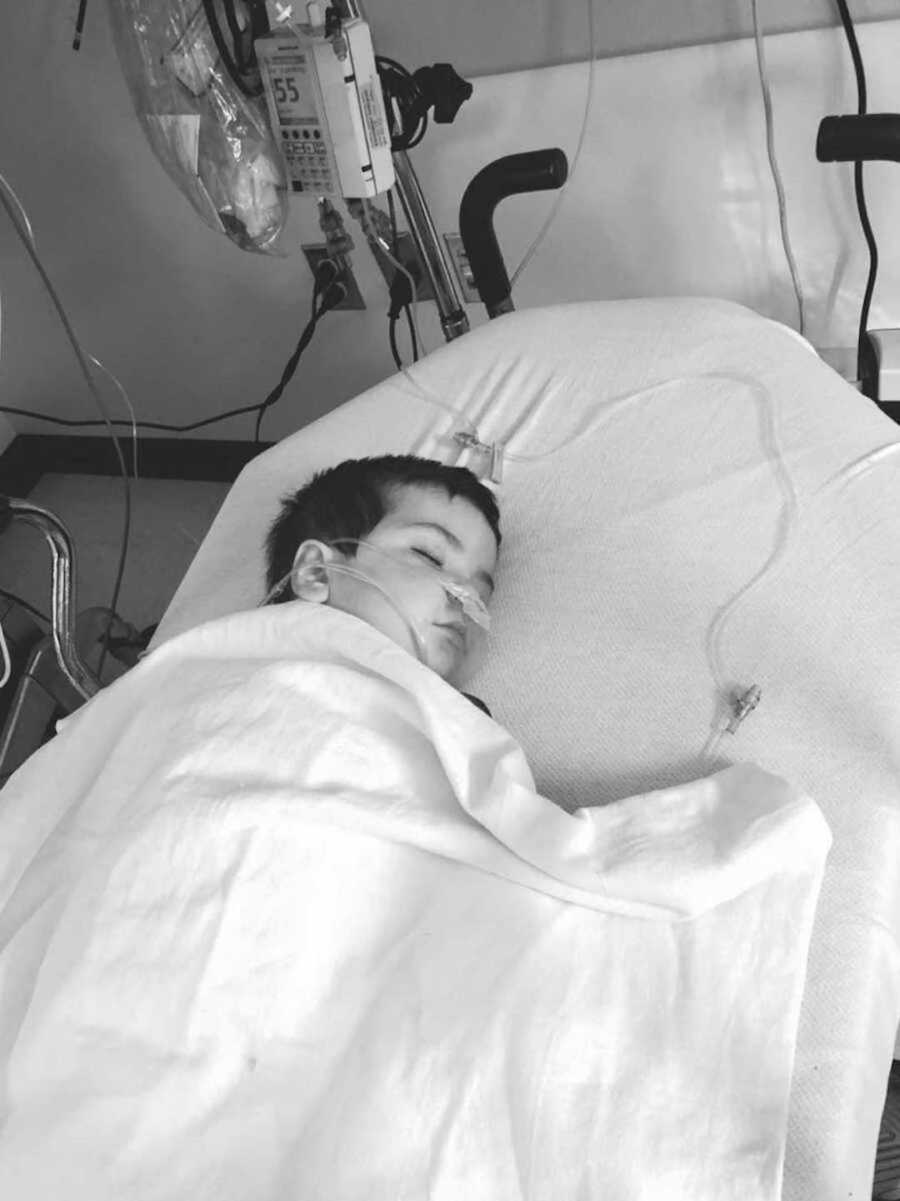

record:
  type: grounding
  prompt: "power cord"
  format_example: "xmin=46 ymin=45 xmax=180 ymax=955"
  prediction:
xmin=199 ymin=0 xmax=268 ymax=98
xmin=833 ymin=0 xmax=879 ymax=388
xmin=375 ymin=56 xmax=431 ymax=151
xmin=0 ymin=259 xmax=346 ymax=439
xmin=386 ymin=189 xmax=418 ymax=369
xmin=0 ymin=588 xmax=50 ymax=627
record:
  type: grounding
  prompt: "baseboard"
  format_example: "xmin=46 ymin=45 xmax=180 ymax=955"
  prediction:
xmin=0 ymin=434 xmax=274 ymax=497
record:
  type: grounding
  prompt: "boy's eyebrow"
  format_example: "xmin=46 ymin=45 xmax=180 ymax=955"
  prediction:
xmin=406 ymin=522 xmax=495 ymax=595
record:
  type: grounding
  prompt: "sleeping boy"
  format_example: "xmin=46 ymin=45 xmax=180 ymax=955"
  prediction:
xmin=262 ymin=453 xmax=501 ymax=717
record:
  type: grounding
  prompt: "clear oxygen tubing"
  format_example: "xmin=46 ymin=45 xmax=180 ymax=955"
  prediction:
xmin=0 ymin=619 xmax=10 ymax=690
xmin=749 ymin=0 xmax=806 ymax=337
xmin=259 ymin=537 xmax=491 ymax=675
xmin=262 ymin=559 xmax=430 ymax=663
xmin=0 ymin=171 xmax=138 ymax=685
xmin=88 ymin=355 xmax=140 ymax=481
xmin=0 ymin=174 xmax=139 ymax=475
xmin=389 ymin=361 xmax=803 ymax=761
xmin=490 ymin=370 xmax=800 ymax=763
xmin=0 ymin=171 xmax=34 ymax=244
xmin=698 ymin=424 xmax=900 ymax=762
xmin=508 ymin=0 xmax=597 ymax=291
xmin=812 ymin=439 xmax=900 ymax=498
xmin=0 ymin=174 xmax=140 ymax=473
xmin=324 ymin=537 xmax=491 ymax=630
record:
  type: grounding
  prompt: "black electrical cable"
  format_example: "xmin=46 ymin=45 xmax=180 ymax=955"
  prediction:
xmin=0 ymin=263 xmax=346 ymax=440
xmin=200 ymin=0 xmax=261 ymax=97
xmin=254 ymin=262 xmax=346 ymax=442
xmin=405 ymin=304 xmax=419 ymax=361
xmin=833 ymin=0 xmax=879 ymax=387
xmin=0 ymin=185 xmax=130 ymax=684
xmin=376 ymin=56 xmax=429 ymax=151
xmin=220 ymin=0 xmax=249 ymax=73
xmin=244 ymin=0 xmax=271 ymax=43
xmin=387 ymin=188 xmax=418 ymax=363
xmin=0 ymin=588 xmax=50 ymax=627
xmin=386 ymin=187 xmax=407 ymax=370
xmin=254 ymin=308 xmax=323 ymax=442
xmin=387 ymin=189 xmax=399 ymax=250
xmin=72 ymin=0 xmax=89 ymax=50
xmin=0 ymin=403 xmax=262 ymax=435
xmin=388 ymin=316 xmax=402 ymax=370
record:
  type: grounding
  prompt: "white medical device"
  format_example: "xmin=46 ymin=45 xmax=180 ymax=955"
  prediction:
xmin=255 ymin=9 xmax=394 ymax=199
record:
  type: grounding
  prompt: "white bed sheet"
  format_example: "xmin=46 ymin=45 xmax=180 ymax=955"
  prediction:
xmin=0 ymin=603 xmax=831 ymax=1200
xmin=151 ymin=297 xmax=900 ymax=1200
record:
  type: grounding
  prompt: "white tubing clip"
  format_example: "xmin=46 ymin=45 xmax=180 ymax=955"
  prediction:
xmin=453 ymin=431 xmax=506 ymax=484
xmin=725 ymin=684 xmax=762 ymax=734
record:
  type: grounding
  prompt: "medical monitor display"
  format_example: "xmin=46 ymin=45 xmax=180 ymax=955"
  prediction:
xmin=267 ymin=58 xmax=318 ymax=127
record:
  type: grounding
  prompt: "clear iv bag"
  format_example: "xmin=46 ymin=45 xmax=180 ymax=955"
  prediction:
xmin=106 ymin=0 xmax=288 ymax=254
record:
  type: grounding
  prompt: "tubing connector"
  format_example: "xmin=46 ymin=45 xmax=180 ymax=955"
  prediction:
xmin=725 ymin=684 xmax=762 ymax=734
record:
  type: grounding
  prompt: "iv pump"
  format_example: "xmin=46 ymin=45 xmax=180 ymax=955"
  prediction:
xmin=256 ymin=2 xmax=395 ymax=199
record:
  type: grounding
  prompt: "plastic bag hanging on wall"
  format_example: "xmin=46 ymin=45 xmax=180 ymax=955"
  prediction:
xmin=106 ymin=0 xmax=287 ymax=254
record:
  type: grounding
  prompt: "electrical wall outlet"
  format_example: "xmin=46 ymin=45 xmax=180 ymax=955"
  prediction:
xmin=370 ymin=232 xmax=435 ymax=303
xmin=443 ymin=232 xmax=480 ymax=304
xmin=301 ymin=244 xmax=366 ymax=310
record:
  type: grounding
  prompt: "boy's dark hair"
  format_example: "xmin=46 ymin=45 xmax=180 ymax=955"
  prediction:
xmin=264 ymin=454 xmax=502 ymax=603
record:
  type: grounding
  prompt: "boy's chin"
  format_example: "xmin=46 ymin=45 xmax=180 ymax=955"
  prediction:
xmin=426 ymin=639 xmax=466 ymax=685
xmin=440 ymin=650 xmax=478 ymax=690
xmin=433 ymin=652 xmax=464 ymax=684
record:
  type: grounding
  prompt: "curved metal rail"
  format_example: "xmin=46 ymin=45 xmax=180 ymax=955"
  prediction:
xmin=1 ymin=497 xmax=101 ymax=702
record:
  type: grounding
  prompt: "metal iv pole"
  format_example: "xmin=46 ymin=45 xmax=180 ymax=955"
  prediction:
xmin=391 ymin=150 xmax=470 ymax=342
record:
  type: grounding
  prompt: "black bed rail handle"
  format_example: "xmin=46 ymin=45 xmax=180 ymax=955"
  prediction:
xmin=459 ymin=149 xmax=569 ymax=318
xmin=816 ymin=113 xmax=900 ymax=162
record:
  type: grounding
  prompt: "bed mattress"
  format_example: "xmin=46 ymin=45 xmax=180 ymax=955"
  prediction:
xmin=151 ymin=297 xmax=900 ymax=1200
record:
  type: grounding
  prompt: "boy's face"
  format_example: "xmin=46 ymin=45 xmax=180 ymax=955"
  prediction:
xmin=291 ymin=485 xmax=498 ymax=683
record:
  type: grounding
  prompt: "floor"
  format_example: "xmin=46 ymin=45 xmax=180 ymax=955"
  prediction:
xmin=1 ymin=473 xmax=231 ymax=635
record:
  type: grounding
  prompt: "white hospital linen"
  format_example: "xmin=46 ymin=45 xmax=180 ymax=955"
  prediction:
xmin=0 ymin=602 xmax=829 ymax=1199
xmin=134 ymin=298 xmax=900 ymax=1194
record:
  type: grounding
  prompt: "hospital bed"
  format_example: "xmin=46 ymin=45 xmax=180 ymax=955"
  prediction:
xmin=1 ymin=0 xmax=896 ymax=1173
xmin=145 ymin=295 xmax=900 ymax=1200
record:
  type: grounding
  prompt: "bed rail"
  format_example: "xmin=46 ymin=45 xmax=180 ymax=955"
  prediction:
xmin=0 ymin=495 xmax=100 ymax=703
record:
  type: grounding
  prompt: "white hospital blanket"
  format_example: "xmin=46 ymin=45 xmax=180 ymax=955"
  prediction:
xmin=138 ymin=298 xmax=900 ymax=1197
xmin=0 ymin=602 xmax=830 ymax=1199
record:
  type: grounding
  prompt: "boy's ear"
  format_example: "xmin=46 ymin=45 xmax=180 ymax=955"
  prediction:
xmin=290 ymin=540 xmax=333 ymax=603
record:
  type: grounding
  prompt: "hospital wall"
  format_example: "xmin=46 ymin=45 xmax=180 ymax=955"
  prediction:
xmin=367 ymin=0 xmax=896 ymax=76
xmin=2 ymin=11 xmax=900 ymax=457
